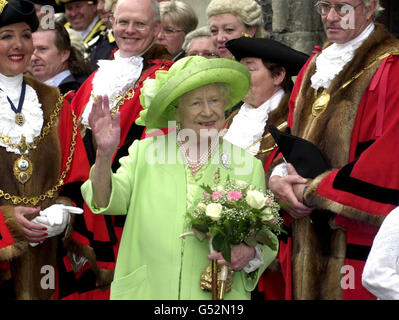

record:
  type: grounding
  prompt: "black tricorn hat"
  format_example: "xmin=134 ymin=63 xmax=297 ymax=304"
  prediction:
xmin=226 ymin=37 xmax=309 ymax=75
xmin=0 ymin=0 xmax=39 ymax=32
xmin=30 ymin=0 xmax=64 ymax=13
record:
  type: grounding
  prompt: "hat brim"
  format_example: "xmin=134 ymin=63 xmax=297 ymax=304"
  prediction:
xmin=0 ymin=0 xmax=39 ymax=32
xmin=145 ymin=58 xmax=250 ymax=129
xmin=226 ymin=37 xmax=309 ymax=75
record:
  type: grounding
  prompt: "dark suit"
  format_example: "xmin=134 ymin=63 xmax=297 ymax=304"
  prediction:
xmin=89 ymin=31 xmax=118 ymax=70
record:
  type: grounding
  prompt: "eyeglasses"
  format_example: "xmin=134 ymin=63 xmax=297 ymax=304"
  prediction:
xmin=114 ymin=19 xmax=150 ymax=31
xmin=314 ymin=1 xmax=363 ymax=17
xmin=160 ymin=27 xmax=184 ymax=36
xmin=187 ymin=51 xmax=219 ymax=58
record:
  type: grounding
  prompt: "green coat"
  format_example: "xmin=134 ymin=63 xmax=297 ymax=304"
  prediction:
xmin=81 ymin=133 xmax=278 ymax=300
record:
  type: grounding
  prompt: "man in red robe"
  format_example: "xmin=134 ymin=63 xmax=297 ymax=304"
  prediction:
xmin=59 ymin=0 xmax=172 ymax=299
xmin=269 ymin=0 xmax=399 ymax=299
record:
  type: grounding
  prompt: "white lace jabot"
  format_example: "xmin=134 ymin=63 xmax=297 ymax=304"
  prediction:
xmin=311 ymin=23 xmax=375 ymax=90
xmin=81 ymin=50 xmax=144 ymax=125
xmin=223 ymin=89 xmax=285 ymax=155
xmin=0 ymin=73 xmax=43 ymax=155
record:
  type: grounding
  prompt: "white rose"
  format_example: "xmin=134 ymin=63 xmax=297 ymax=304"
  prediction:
xmin=205 ymin=203 xmax=223 ymax=221
xmin=197 ymin=202 xmax=207 ymax=211
xmin=215 ymin=186 xmax=225 ymax=192
xmin=261 ymin=207 xmax=274 ymax=221
xmin=234 ymin=180 xmax=249 ymax=189
xmin=246 ymin=190 xmax=266 ymax=210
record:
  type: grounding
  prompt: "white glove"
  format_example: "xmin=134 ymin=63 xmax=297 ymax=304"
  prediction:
xmin=29 ymin=204 xmax=83 ymax=246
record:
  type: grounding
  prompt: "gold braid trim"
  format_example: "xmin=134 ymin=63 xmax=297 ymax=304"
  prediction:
xmin=246 ymin=121 xmax=287 ymax=155
xmin=0 ymin=94 xmax=79 ymax=206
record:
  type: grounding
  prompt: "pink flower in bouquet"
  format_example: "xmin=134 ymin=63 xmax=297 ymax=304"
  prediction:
xmin=212 ymin=191 xmax=223 ymax=200
xmin=227 ymin=190 xmax=242 ymax=201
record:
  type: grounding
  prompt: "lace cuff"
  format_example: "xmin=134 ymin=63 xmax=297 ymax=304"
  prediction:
xmin=244 ymin=246 xmax=264 ymax=273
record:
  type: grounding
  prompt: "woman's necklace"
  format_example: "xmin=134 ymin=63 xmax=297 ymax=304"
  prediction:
xmin=177 ymin=130 xmax=220 ymax=174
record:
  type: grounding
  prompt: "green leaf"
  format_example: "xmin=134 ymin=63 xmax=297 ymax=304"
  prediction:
xmin=255 ymin=229 xmax=277 ymax=251
xmin=212 ymin=233 xmax=224 ymax=251
xmin=192 ymin=228 xmax=207 ymax=241
xmin=192 ymin=223 xmax=209 ymax=233
xmin=279 ymin=202 xmax=292 ymax=209
xmin=221 ymin=241 xmax=231 ymax=263
xmin=244 ymin=236 xmax=257 ymax=247
xmin=200 ymin=184 xmax=213 ymax=195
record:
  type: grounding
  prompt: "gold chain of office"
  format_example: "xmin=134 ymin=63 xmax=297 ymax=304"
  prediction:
xmin=90 ymin=81 xmax=139 ymax=118
xmin=312 ymin=51 xmax=399 ymax=117
xmin=0 ymin=94 xmax=79 ymax=206
xmin=245 ymin=51 xmax=399 ymax=155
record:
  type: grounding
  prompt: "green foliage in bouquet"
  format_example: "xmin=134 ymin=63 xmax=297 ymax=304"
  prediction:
xmin=187 ymin=177 xmax=285 ymax=262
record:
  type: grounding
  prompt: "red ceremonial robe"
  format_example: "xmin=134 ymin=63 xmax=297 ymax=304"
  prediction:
xmin=275 ymin=24 xmax=399 ymax=300
xmin=61 ymin=46 xmax=172 ymax=300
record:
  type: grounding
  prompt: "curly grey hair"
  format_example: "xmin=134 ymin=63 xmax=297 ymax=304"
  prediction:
xmin=362 ymin=0 xmax=384 ymax=19
xmin=206 ymin=0 xmax=265 ymax=37
xmin=182 ymin=26 xmax=212 ymax=52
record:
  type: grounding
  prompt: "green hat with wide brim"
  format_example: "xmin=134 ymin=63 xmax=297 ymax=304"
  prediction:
xmin=136 ymin=56 xmax=251 ymax=129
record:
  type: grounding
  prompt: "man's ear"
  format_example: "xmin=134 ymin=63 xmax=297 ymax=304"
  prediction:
xmin=61 ymin=49 xmax=70 ymax=65
xmin=366 ymin=0 xmax=377 ymax=20
xmin=153 ymin=20 xmax=162 ymax=38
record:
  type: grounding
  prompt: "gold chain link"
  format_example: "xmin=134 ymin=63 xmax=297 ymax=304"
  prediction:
xmin=0 ymin=94 xmax=78 ymax=206
xmin=90 ymin=81 xmax=139 ymax=119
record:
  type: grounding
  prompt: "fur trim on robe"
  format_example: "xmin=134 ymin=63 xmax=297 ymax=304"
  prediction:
xmin=288 ymin=23 xmax=399 ymax=299
xmin=0 ymin=76 xmax=74 ymax=299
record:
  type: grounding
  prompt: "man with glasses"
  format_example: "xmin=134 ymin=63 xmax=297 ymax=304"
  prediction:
xmin=58 ymin=0 xmax=172 ymax=300
xmin=269 ymin=0 xmax=399 ymax=300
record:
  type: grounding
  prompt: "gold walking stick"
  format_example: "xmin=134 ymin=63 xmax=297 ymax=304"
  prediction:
xmin=211 ymin=260 xmax=218 ymax=300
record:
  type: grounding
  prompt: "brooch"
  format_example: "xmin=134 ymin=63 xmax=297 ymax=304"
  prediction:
xmin=220 ymin=152 xmax=232 ymax=170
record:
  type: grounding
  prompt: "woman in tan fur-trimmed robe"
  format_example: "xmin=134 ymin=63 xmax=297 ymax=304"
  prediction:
xmin=0 ymin=0 xmax=89 ymax=300
xmin=223 ymin=37 xmax=308 ymax=300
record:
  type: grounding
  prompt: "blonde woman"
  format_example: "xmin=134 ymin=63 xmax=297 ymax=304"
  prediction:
xmin=157 ymin=0 xmax=198 ymax=60
xmin=206 ymin=0 xmax=265 ymax=59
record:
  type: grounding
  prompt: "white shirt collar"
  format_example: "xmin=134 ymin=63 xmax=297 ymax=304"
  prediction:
xmin=81 ymin=51 xmax=144 ymax=125
xmin=0 ymin=73 xmax=23 ymax=97
xmin=0 ymin=73 xmax=44 ymax=154
xmin=78 ymin=16 xmax=100 ymax=40
xmin=223 ymin=89 xmax=285 ymax=155
xmin=44 ymin=70 xmax=72 ymax=87
xmin=311 ymin=23 xmax=375 ymax=90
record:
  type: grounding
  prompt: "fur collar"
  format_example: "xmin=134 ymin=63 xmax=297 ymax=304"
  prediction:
xmin=292 ymin=23 xmax=399 ymax=168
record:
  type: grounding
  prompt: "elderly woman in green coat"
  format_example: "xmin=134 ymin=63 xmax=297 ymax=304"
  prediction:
xmin=81 ymin=56 xmax=278 ymax=300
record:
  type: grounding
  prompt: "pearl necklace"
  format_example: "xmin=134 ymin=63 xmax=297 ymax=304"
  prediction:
xmin=177 ymin=131 xmax=220 ymax=174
